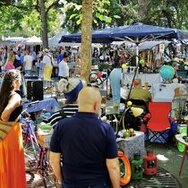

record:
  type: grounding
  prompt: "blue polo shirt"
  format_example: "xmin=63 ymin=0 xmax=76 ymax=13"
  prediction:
xmin=57 ymin=54 xmax=63 ymax=63
xmin=50 ymin=112 xmax=118 ymax=185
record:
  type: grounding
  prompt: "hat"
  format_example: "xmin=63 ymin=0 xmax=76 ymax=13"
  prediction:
xmin=43 ymin=48 xmax=50 ymax=53
xmin=57 ymin=78 xmax=83 ymax=103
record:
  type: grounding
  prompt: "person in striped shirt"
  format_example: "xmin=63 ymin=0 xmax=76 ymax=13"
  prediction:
xmin=43 ymin=78 xmax=84 ymax=128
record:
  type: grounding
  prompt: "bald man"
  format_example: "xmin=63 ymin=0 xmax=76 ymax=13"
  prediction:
xmin=50 ymin=87 xmax=120 ymax=188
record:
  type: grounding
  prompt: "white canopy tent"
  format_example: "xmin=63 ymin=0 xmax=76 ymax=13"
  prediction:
xmin=25 ymin=36 xmax=42 ymax=45
xmin=4 ymin=37 xmax=27 ymax=43
xmin=48 ymin=31 xmax=78 ymax=48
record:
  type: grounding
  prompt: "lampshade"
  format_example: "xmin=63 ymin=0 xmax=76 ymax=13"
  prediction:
xmin=131 ymin=107 xmax=144 ymax=117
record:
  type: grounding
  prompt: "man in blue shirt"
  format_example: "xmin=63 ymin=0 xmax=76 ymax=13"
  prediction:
xmin=50 ymin=87 xmax=120 ymax=188
xmin=57 ymin=49 xmax=64 ymax=64
xmin=109 ymin=61 xmax=122 ymax=114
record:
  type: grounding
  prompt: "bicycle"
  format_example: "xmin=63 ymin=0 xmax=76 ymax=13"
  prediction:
xmin=21 ymin=101 xmax=40 ymax=161
xmin=21 ymin=102 xmax=59 ymax=187
xmin=35 ymin=128 xmax=59 ymax=188
xmin=89 ymin=70 xmax=109 ymax=89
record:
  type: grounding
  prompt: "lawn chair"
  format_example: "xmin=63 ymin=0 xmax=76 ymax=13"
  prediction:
xmin=147 ymin=102 xmax=176 ymax=143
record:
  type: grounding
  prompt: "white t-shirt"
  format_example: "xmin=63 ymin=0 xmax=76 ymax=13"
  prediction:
xmin=23 ymin=55 xmax=33 ymax=70
xmin=42 ymin=55 xmax=53 ymax=67
xmin=58 ymin=60 xmax=69 ymax=77
xmin=151 ymin=82 xmax=183 ymax=102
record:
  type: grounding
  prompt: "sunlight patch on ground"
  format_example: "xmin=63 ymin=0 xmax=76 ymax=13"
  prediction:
xmin=156 ymin=154 xmax=169 ymax=162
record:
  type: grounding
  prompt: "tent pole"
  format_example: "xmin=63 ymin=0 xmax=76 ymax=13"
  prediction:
xmin=135 ymin=37 xmax=139 ymax=78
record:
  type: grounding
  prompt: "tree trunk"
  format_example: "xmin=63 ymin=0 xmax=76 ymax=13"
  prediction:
xmin=80 ymin=0 xmax=93 ymax=83
xmin=138 ymin=0 xmax=150 ymax=21
xmin=39 ymin=0 xmax=48 ymax=48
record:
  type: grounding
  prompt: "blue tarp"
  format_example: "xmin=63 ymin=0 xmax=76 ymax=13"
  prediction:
xmin=59 ymin=23 xmax=188 ymax=44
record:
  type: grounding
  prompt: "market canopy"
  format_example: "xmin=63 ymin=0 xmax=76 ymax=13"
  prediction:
xmin=4 ymin=37 xmax=27 ymax=42
xmin=59 ymin=23 xmax=188 ymax=44
xmin=112 ymin=40 xmax=171 ymax=51
xmin=25 ymin=36 xmax=42 ymax=45
xmin=48 ymin=30 xmax=74 ymax=48
xmin=59 ymin=27 xmax=114 ymax=43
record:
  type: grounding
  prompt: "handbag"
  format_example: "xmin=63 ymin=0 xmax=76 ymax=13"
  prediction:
xmin=0 ymin=120 xmax=18 ymax=141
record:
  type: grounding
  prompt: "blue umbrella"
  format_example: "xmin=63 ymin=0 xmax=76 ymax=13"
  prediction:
xmin=59 ymin=23 xmax=188 ymax=43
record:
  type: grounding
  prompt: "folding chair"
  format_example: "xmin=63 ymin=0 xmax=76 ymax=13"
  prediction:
xmin=147 ymin=102 xmax=173 ymax=143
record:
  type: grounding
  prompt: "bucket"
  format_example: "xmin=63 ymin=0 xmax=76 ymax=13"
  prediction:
xmin=177 ymin=125 xmax=187 ymax=152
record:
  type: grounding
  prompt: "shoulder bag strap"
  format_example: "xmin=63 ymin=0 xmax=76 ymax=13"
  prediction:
xmin=47 ymin=55 xmax=53 ymax=66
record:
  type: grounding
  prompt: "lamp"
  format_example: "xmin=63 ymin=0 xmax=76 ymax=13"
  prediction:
xmin=131 ymin=107 xmax=144 ymax=117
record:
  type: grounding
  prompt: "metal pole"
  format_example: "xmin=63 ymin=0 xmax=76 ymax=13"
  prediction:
xmin=135 ymin=37 xmax=139 ymax=78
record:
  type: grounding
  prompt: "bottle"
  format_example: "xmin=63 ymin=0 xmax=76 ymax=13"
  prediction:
xmin=143 ymin=150 xmax=158 ymax=176
xmin=131 ymin=153 xmax=143 ymax=180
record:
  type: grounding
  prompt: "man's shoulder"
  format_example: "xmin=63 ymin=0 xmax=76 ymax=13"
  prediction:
xmin=54 ymin=116 xmax=75 ymax=130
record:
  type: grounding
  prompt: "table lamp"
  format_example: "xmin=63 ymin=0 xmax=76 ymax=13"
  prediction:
xmin=131 ymin=107 xmax=144 ymax=117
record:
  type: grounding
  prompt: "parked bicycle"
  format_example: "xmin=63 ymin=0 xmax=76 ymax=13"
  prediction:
xmin=21 ymin=101 xmax=58 ymax=187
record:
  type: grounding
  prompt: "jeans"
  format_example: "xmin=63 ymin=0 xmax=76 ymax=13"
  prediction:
xmin=62 ymin=182 xmax=111 ymax=188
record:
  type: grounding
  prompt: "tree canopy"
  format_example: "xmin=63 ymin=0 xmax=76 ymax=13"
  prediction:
xmin=1 ymin=0 xmax=188 ymax=44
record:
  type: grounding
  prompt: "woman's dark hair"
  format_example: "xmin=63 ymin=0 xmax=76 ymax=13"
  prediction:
xmin=0 ymin=70 xmax=21 ymax=115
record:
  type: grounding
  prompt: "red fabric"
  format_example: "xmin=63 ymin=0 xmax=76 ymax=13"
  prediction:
xmin=147 ymin=102 xmax=171 ymax=131
xmin=0 ymin=123 xmax=27 ymax=188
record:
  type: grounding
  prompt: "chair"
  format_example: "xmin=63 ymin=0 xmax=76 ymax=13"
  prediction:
xmin=147 ymin=102 xmax=173 ymax=143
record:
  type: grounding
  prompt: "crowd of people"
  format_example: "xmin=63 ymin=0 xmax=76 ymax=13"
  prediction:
xmin=0 ymin=44 xmax=122 ymax=187
xmin=0 ymin=42 xmax=187 ymax=187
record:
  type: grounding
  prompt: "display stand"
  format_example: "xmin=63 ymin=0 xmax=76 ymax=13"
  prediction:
xmin=117 ymin=131 xmax=145 ymax=159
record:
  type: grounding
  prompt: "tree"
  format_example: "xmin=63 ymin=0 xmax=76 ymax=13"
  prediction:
xmin=35 ymin=0 xmax=62 ymax=48
xmin=61 ymin=0 xmax=121 ymax=32
xmin=80 ymin=0 xmax=93 ymax=82
xmin=0 ymin=0 xmax=62 ymax=48
xmin=39 ymin=0 xmax=48 ymax=48
xmin=144 ymin=0 xmax=188 ymax=29
xmin=137 ymin=0 xmax=150 ymax=21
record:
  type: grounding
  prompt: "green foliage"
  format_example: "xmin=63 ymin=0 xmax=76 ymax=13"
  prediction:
xmin=61 ymin=0 xmax=121 ymax=32
xmin=0 ymin=0 xmax=62 ymax=38
xmin=1 ymin=0 xmax=188 ymax=40
xmin=143 ymin=0 xmax=188 ymax=29
xmin=0 ymin=5 xmax=26 ymax=36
